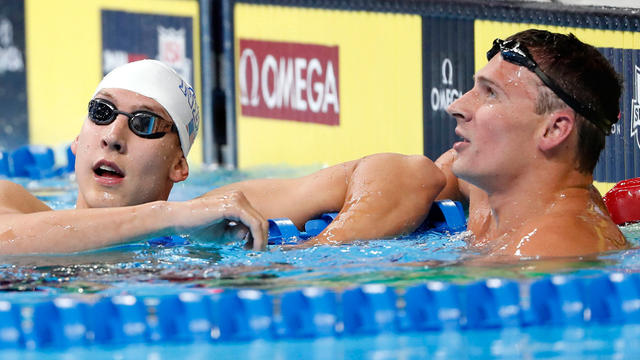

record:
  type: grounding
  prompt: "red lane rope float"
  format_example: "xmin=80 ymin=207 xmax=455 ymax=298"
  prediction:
xmin=603 ymin=178 xmax=640 ymax=225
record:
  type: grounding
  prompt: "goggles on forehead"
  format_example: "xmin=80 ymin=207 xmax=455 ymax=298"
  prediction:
xmin=487 ymin=38 xmax=612 ymax=135
xmin=88 ymin=98 xmax=177 ymax=139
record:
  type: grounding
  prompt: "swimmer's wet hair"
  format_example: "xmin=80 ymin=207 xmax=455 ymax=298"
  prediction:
xmin=507 ymin=29 xmax=622 ymax=174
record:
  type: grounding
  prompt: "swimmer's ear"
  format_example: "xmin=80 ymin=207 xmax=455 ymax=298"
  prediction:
xmin=538 ymin=109 xmax=576 ymax=152
xmin=70 ymin=136 xmax=79 ymax=155
xmin=169 ymin=156 xmax=189 ymax=183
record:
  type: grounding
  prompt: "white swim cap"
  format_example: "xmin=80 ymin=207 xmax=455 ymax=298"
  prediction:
xmin=93 ymin=59 xmax=200 ymax=156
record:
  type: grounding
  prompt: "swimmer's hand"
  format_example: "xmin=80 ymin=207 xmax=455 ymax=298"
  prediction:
xmin=190 ymin=220 xmax=258 ymax=250
xmin=174 ymin=190 xmax=268 ymax=250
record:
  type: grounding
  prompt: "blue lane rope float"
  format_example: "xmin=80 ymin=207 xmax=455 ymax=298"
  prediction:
xmin=267 ymin=200 xmax=467 ymax=245
xmin=268 ymin=213 xmax=339 ymax=245
xmin=0 ymin=151 xmax=9 ymax=177
xmin=0 ymin=145 xmax=75 ymax=179
xmin=2 ymin=272 xmax=640 ymax=349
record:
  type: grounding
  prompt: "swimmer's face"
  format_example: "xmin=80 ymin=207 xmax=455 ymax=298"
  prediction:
xmin=73 ymin=88 xmax=188 ymax=208
xmin=447 ymin=55 xmax=545 ymax=192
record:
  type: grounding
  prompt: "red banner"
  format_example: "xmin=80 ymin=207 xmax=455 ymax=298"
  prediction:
xmin=238 ymin=39 xmax=340 ymax=125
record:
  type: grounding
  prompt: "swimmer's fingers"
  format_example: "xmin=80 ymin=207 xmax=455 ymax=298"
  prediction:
xmin=240 ymin=208 xmax=268 ymax=251
xmin=225 ymin=221 xmax=250 ymax=241
xmin=218 ymin=191 xmax=268 ymax=251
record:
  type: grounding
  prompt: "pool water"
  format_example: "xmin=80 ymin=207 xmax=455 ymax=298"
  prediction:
xmin=1 ymin=166 xmax=639 ymax=295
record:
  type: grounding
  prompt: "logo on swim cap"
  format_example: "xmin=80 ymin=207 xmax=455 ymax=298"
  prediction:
xmin=178 ymin=79 xmax=200 ymax=147
xmin=93 ymin=59 xmax=200 ymax=156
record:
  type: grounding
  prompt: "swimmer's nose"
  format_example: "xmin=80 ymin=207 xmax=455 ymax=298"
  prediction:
xmin=446 ymin=91 xmax=472 ymax=123
xmin=100 ymin=114 xmax=129 ymax=153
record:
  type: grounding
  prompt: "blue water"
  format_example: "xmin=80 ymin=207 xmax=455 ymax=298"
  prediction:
xmin=3 ymin=167 xmax=640 ymax=359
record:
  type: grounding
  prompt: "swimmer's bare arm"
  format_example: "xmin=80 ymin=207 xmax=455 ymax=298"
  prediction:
xmin=204 ymin=153 xmax=446 ymax=244
xmin=0 ymin=180 xmax=268 ymax=254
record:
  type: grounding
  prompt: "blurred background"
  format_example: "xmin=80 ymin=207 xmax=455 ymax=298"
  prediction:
xmin=0 ymin=0 xmax=639 ymax=192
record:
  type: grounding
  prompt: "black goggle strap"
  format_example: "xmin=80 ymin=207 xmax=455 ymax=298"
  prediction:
xmin=487 ymin=39 xmax=612 ymax=135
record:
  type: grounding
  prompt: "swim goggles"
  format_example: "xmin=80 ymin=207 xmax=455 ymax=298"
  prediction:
xmin=88 ymin=98 xmax=178 ymax=139
xmin=487 ymin=38 xmax=612 ymax=135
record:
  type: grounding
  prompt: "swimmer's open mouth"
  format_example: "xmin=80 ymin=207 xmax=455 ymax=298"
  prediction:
xmin=93 ymin=160 xmax=124 ymax=178
xmin=455 ymin=129 xmax=470 ymax=143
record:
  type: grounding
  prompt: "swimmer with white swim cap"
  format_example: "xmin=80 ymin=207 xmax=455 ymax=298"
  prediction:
xmin=0 ymin=60 xmax=269 ymax=253
xmin=75 ymin=59 xmax=200 ymax=208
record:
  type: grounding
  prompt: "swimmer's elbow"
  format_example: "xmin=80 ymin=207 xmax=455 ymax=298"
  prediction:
xmin=0 ymin=179 xmax=17 ymax=191
xmin=409 ymin=155 xmax=446 ymax=195
xmin=0 ymin=180 xmax=25 ymax=200
xmin=356 ymin=153 xmax=445 ymax=199
xmin=432 ymin=164 xmax=447 ymax=195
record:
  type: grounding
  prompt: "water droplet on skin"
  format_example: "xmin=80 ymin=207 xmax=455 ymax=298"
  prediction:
xmin=514 ymin=228 xmax=537 ymax=256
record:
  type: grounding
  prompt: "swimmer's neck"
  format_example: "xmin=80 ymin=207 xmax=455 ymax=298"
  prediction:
xmin=483 ymin=167 xmax=593 ymax=237
xmin=75 ymin=193 xmax=89 ymax=209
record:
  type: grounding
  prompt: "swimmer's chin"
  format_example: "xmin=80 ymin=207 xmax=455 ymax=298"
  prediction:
xmin=80 ymin=194 xmax=136 ymax=209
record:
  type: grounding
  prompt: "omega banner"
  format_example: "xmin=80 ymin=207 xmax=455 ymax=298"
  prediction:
xmin=422 ymin=17 xmax=474 ymax=160
xmin=238 ymin=39 xmax=340 ymax=125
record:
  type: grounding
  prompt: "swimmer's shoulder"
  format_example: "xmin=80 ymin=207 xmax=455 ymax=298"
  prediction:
xmin=0 ymin=180 xmax=51 ymax=215
xmin=515 ymin=202 xmax=627 ymax=257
